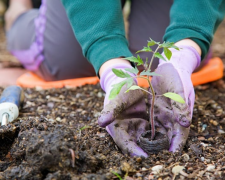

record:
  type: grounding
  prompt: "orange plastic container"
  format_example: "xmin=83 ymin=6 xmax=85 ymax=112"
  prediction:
xmin=17 ymin=57 xmax=223 ymax=89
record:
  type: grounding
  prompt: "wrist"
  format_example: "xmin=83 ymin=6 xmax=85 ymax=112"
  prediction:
xmin=159 ymin=45 xmax=201 ymax=73
xmin=100 ymin=62 xmax=135 ymax=93
xmin=99 ymin=58 xmax=132 ymax=78
xmin=175 ymin=39 xmax=202 ymax=56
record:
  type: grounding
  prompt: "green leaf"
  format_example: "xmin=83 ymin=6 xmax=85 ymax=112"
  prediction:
xmin=147 ymin=40 xmax=156 ymax=47
xmin=134 ymin=55 xmax=144 ymax=65
xmin=171 ymin=45 xmax=180 ymax=50
xmin=164 ymin=48 xmax=172 ymax=60
xmin=111 ymin=171 xmax=123 ymax=180
xmin=80 ymin=125 xmax=91 ymax=131
xmin=124 ymin=56 xmax=143 ymax=66
xmin=163 ymin=92 xmax=185 ymax=104
xmin=109 ymin=81 xmax=127 ymax=100
xmin=140 ymin=70 xmax=162 ymax=76
xmin=149 ymin=38 xmax=160 ymax=45
xmin=126 ymin=78 xmax=134 ymax=89
xmin=160 ymin=42 xmax=180 ymax=50
xmin=136 ymin=46 xmax=152 ymax=53
xmin=154 ymin=52 xmax=167 ymax=62
xmin=160 ymin=42 xmax=174 ymax=48
xmin=125 ymin=85 xmax=142 ymax=93
xmin=112 ymin=68 xmax=131 ymax=78
xmin=125 ymin=66 xmax=139 ymax=75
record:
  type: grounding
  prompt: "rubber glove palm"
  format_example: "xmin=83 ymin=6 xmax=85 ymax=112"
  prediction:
xmin=98 ymin=64 xmax=148 ymax=157
xmin=151 ymin=46 xmax=200 ymax=152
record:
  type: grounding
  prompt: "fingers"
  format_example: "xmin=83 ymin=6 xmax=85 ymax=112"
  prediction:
xmin=152 ymin=63 xmax=192 ymax=128
xmin=98 ymin=88 xmax=145 ymax=127
xmin=106 ymin=119 xmax=149 ymax=157
xmin=169 ymin=123 xmax=190 ymax=152
xmin=172 ymin=101 xmax=192 ymax=128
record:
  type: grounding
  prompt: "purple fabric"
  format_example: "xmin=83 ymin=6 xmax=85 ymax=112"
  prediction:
xmin=11 ymin=0 xmax=46 ymax=71
xmin=194 ymin=48 xmax=212 ymax=72
xmin=158 ymin=45 xmax=200 ymax=114
xmin=151 ymin=45 xmax=201 ymax=152
xmin=99 ymin=63 xmax=148 ymax=157
xmin=100 ymin=63 xmax=135 ymax=105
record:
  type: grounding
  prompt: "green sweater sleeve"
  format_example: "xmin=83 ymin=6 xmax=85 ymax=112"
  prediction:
xmin=164 ymin=0 xmax=225 ymax=59
xmin=61 ymin=0 xmax=132 ymax=75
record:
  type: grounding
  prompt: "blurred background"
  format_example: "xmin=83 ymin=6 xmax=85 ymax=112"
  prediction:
xmin=0 ymin=0 xmax=224 ymax=84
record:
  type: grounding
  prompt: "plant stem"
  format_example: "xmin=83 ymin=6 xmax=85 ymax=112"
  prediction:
xmin=148 ymin=45 xmax=160 ymax=71
xmin=147 ymin=78 xmax=155 ymax=140
xmin=146 ymin=45 xmax=160 ymax=140
xmin=127 ymin=76 xmax=163 ymax=97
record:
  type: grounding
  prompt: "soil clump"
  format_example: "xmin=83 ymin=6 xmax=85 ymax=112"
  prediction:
xmin=138 ymin=130 xmax=169 ymax=154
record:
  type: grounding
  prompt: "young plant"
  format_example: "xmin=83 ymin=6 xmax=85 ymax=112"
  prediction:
xmin=109 ymin=38 xmax=185 ymax=140
xmin=111 ymin=171 xmax=124 ymax=180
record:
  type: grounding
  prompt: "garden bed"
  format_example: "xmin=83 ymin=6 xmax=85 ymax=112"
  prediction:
xmin=0 ymin=80 xmax=224 ymax=179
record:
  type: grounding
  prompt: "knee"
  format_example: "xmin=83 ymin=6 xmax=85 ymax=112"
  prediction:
xmin=5 ymin=1 xmax=32 ymax=31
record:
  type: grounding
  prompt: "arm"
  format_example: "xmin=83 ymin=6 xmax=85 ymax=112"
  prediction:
xmin=155 ymin=0 xmax=225 ymax=152
xmin=61 ymin=0 xmax=149 ymax=157
xmin=164 ymin=0 xmax=225 ymax=59
xmin=61 ymin=0 xmax=132 ymax=75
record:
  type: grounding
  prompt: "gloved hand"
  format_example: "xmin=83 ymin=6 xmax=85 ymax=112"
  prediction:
xmin=151 ymin=45 xmax=200 ymax=152
xmin=98 ymin=63 xmax=148 ymax=157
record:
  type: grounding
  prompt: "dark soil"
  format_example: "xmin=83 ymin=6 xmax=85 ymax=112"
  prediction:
xmin=138 ymin=131 xmax=170 ymax=154
xmin=0 ymin=77 xmax=224 ymax=179
xmin=0 ymin=19 xmax=225 ymax=180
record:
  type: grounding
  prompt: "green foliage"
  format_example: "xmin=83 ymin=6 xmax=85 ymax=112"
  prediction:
xmin=136 ymin=46 xmax=152 ymax=53
xmin=149 ymin=38 xmax=160 ymax=45
xmin=112 ymin=68 xmax=131 ymax=78
xmin=79 ymin=125 xmax=91 ymax=131
xmin=126 ymin=78 xmax=134 ymax=89
xmin=140 ymin=70 xmax=161 ymax=76
xmin=154 ymin=52 xmax=167 ymax=62
xmin=160 ymin=42 xmax=179 ymax=49
xmin=163 ymin=48 xmax=172 ymax=60
xmin=111 ymin=171 xmax=123 ymax=180
xmin=110 ymin=38 xmax=184 ymax=140
xmin=124 ymin=55 xmax=143 ymax=66
xmin=124 ymin=67 xmax=139 ymax=75
xmin=163 ymin=92 xmax=185 ymax=104
xmin=111 ymin=39 xmax=183 ymax=101
xmin=147 ymin=40 xmax=156 ymax=47
xmin=125 ymin=85 xmax=142 ymax=93
xmin=109 ymin=80 xmax=127 ymax=100
xmin=109 ymin=78 xmax=134 ymax=100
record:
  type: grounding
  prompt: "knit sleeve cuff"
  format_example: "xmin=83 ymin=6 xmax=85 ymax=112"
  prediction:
xmin=87 ymin=35 xmax=133 ymax=76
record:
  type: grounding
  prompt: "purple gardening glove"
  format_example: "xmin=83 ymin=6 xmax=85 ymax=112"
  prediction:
xmin=98 ymin=63 xmax=148 ymax=157
xmin=152 ymin=46 xmax=200 ymax=152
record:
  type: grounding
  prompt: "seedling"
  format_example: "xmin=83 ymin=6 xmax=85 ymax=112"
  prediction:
xmin=79 ymin=125 xmax=91 ymax=131
xmin=78 ymin=125 xmax=91 ymax=136
xmin=109 ymin=38 xmax=185 ymax=140
xmin=111 ymin=171 xmax=124 ymax=180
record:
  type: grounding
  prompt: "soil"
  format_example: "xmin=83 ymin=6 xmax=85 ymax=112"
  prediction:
xmin=0 ymin=18 xmax=224 ymax=180
xmin=138 ymin=131 xmax=169 ymax=154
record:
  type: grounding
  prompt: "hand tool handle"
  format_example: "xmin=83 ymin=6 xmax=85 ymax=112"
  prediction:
xmin=0 ymin=86 xmax=24 ymax=125
xmin=0 ymin=86 xmax=24 ymax=108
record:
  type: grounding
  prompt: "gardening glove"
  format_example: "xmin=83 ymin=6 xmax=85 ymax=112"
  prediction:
xmin=98 ymin=63 xmax=149 ymax=157
xmin=151 ymin=45 xmax=200 ymax=152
